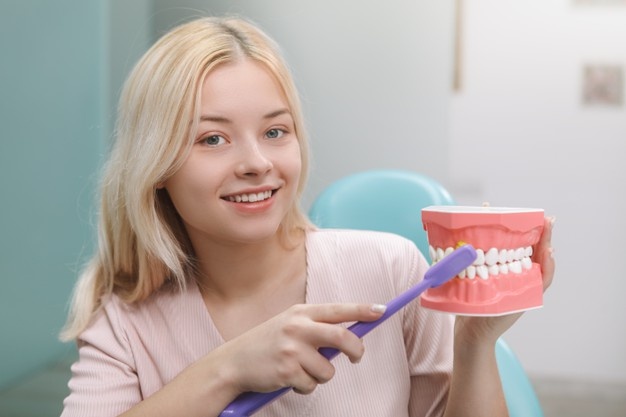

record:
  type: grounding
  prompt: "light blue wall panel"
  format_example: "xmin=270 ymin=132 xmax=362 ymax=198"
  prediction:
xmin=0 ymin=0 xmax=105 ymax=389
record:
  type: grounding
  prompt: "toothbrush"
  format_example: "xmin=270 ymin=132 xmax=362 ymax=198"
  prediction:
xmin=218 ymin=244 xmax=477 ymax=417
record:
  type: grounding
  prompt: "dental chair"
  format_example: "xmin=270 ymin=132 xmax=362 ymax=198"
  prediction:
xmin=308 ymin=169 xmax=544 ymax=417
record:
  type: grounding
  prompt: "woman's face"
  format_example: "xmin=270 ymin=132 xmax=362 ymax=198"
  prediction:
xmin=164 ymin=58 xmax=302 ymax=247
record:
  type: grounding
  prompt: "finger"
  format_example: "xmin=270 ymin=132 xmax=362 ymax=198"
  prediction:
xmin=270 ymin=347 xmax=320 ymax=395
xmin=280 ymin=334 xmax=345 ymax=394
xmin=540 ymin=246 xmax=555 ymax=291
xmin=302 ymin=303 xmax=387 ymax=325
xmin=280 ymin=348 xmax=328 ymax=396
xmin=298 ymin=346 xmax=337 ymax=384
xmin=537 ymin=216 xmax=555 ymax=250
xmin=532 ymin=216 xmax=553 ymax=264
xmin=307 ymin=322 xmax=366 ymax=364
xmin=536 ymin=216 xmax=556 ymax=291
xmin=290 ymin=371 xmax=319 ymax=395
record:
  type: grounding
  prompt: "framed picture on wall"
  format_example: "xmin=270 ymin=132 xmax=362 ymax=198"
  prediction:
xmin=582 ymin=64 xmax=623 ymax=107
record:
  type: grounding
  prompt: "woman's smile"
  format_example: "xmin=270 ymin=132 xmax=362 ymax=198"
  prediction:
xmin=221 ymin=188 xmax=276 ymax=203
xmin=221 ymin=188 xmax=280 ymax=214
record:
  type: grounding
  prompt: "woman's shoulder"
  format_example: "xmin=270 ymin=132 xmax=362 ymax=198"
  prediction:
xmin=305 ymin=228 xmax=428 ymax=283
xmin=95 ymin=281 xmax=196 ymax=334
xmin=304 ymin=229 xmax=432 ymax=321
xmin=306 ymin=228 xmax=420 ymax=257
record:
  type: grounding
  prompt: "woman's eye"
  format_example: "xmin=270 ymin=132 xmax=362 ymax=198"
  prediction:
xmin=201 ymin=135 xmax=226 ymax=146
xmin=265 ymin=128 xmax=285 ymax=139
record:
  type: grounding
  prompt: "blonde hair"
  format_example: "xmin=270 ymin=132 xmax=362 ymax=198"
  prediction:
xmin=61 ymin=17 xmax=313 ymax=341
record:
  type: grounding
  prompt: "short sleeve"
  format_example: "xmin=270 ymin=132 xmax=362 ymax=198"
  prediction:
xmin=401 ymin=243 xmax=454 ymax=417
xmin=61 ymin=298 xmax=142 ymax=417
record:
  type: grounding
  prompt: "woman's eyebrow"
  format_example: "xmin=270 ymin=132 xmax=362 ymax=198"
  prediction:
xmin=199 ymin=114 xmax=231 ymax=123
xmin=264 ymin=108 xmax=291 ymax=119
xmin=198 ymin=109 xmax=291 ymax=123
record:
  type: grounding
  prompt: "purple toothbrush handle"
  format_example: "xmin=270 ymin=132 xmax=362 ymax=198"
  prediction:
xmin=217 ymin=388 xmax=291 ymax=416
xmin=319 ymin=244 xmax=477 ymax=359
xmin=219 ymin=245 xmax=477 ymax=417
xmin=317 ymin=280 xmax=432 ymax=360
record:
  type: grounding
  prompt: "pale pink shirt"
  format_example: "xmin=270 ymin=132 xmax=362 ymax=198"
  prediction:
xmin=62 ymin=229 xmax=454 ymax=417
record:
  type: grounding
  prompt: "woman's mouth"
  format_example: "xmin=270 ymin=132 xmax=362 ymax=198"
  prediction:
xmin=222 ymin=189 xmax=276 ymax=203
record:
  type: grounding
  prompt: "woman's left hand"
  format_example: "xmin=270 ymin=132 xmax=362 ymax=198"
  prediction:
xmin=453 ymin=216 xmax=556 ymax=345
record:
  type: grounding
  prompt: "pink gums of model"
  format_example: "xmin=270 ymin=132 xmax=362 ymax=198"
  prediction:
xmin=420 ymin=206 xmax=545 ymax=316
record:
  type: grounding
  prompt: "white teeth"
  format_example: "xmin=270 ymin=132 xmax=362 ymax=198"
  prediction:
xmin=429 ymin=246 xmax=437 ymax=263
xmin=485 ymin=248 xmax=499 ymax=266
xmin=467 ymin=265 xmax=476 ymax=279
xmin=510 ymin=260 xmax=522 ymax=274
xmin=477 ymin=265 xmax=489 ymax=280
xmin=499 ymin=249 xmax=508 ymax=264
xmin=474 ymin=249 xmax=485 ymax=266
xmin=428 ymin=244 xmax=534 ymax=280
xmin=227 ymin=190 xmax=272 ymax=203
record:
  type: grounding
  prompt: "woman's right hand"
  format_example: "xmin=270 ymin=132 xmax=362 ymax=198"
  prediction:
xmin=211 ymin=303 xmax=386 ymax=396
xmin=137 ymin=302 xmax=387 ymax=417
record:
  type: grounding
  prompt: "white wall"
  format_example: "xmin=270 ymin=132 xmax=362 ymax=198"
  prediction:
xmin=450 ymin=0 xmax=626 ymax=382
xmin=152 ymin=0 xmax=455 ymax=206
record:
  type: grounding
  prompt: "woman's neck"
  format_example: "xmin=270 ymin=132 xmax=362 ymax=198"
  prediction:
xmin=192 ymin=229 xmax=307 ymax=302
xmin=192 ymin=229 xmax=308 ymax=341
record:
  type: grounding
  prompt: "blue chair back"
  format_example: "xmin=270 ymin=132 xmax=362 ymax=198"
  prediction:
xmin=308 ymin=169 xmax=544 ymax=417
xmin=309 ymin=170 xmax=454 ymax=258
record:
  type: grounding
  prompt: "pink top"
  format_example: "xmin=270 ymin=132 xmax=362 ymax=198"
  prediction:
xmin=62 ymin=229 xmax=453 ymax=417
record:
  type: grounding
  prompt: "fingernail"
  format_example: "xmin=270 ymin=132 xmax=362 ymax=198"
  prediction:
xmin=548 ymin=247 xmax=555 ymax=259
xmin=371 ymin=304 xmax=387 ymax=314
xmin=549 ymin=216 xmax=556 ymax=227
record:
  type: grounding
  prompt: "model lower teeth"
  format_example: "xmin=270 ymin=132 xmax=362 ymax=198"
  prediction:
xmin=429 ymin=245 xmax=533 ymax=280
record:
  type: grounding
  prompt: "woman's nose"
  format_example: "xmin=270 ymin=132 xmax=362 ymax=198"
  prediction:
xmin=234 ymin=140 xmax=273 ymax=177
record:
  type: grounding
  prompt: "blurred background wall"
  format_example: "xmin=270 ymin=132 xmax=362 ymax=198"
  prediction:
xmin=1 ymin=0 xmax=624 ymax=407
xmin=0 ymin=0 xmax=105 ymax=389
xmin=0 ymin=0 xmax=151 ymax=390
xmin=448 ymin=0 xmax=626 ymax=383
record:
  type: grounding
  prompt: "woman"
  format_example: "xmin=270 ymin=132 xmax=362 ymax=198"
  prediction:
xmin=61 ymin=16 xmax=555 ymax=417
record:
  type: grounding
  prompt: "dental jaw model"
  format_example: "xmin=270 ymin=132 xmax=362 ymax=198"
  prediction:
xmin=421 ymin=206 xmax=544 ymax=316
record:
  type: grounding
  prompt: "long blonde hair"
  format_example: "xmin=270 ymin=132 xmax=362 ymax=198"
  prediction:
xmin=61 ymin=17 xmax=313 ymax=341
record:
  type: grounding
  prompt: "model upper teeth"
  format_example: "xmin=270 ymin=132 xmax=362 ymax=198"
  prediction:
xmin=429 ymin=245 xmax=534 ymax=280
xmin=226 ymin=190 xmax=272 ymax=203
